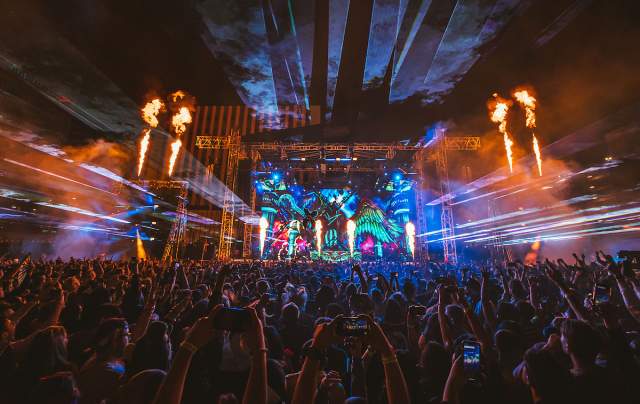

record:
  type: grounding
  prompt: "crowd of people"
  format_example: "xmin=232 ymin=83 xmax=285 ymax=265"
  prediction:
xmin=0 ymin=251 xmax=639 ymax=404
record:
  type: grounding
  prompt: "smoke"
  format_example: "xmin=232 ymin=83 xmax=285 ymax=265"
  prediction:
xmin=64 ymin=139 xmax=130 ymax=175
xmin=427 ymin=104 xmax=640 ymax=261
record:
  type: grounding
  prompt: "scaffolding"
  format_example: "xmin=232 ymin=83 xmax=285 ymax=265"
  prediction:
xmin=413 ymin=148 xmax=429 ymax=259
xmin=430 ymin=131 xmax=481 ymax=265
xmin=242 ymin=150 xmax=260 ymax=258
xmin=217 ymin=131 xmax=241 ymax=260
xmin=148 ymin=181 xmax=189 ymax=261
xmin=195 ymin=135 xmax=480 ymax=261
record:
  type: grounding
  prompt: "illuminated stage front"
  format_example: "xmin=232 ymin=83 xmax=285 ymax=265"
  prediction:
xmin=255 ymin=171 xmax=416 ymax=262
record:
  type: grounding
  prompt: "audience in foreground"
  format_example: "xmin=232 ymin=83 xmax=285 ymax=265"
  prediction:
xmin=0 ymin=250 xmax=639 ymax=404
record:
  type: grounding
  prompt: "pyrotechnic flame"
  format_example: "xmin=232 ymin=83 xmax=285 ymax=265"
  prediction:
xmin=136 ymin=229 xmax=147 ymax=259
xmin=504 ymin=133 xmax=514 ymax=174
xmin=347 ymin=219 xmax=356 ymax=257
xmin=315 ymin=219 xmax=323 ymax=255
xmin=171 ymin=107 xmax=192 ymax=137
xmin=168 ymin=139 xmax=182 ymax=176
xmin=533 ymin=134 xmax=543 ymax=176
xmin=489 ymin=97 xmax=515 ymax=174
xmin=405 ymin=221 xmax=415 ymax=259
xmin=170 ymin=90 xmax=186 ymax=102
xmin=137 ymin=129 xmax=151 ymax=177
xmin=259 ymin=217 xmax=269 ymax=258
xmin=141 ymin=98 xmax=164 ymax=128
xmin=513 ymin=90 xmax=537 ymax=128
xmin=514 ymin=90 xmax=543 ymax=176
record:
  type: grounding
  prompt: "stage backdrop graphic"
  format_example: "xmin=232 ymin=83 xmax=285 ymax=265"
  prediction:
xmin=256 ymin=175 xmax=415 ymax=261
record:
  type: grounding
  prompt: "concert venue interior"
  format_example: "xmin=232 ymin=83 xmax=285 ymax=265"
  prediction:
xmin=0 ymin=0 xmax=639 ymax=263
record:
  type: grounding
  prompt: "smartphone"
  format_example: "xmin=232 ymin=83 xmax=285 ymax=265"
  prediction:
xmin=463 ymin=340 xmax=481 ymax=379
xmin=593 ymin=284 xmax=610 ymax=305
xmin=213 ymin=307 xmax=250 ymax=332
xmin=336 ymin=317 xmax=369 ymax=337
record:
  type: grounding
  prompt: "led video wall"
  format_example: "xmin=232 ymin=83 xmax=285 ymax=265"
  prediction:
xmin=256 ymin=174 xmax=415 ymax=260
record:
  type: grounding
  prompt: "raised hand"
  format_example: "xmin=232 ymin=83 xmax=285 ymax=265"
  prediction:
xmin=311 ymin=316 xmax=342 ymax=350
xmin=184 ymin=304 xmax=222 ymax=349
xmin=606 ymin=261 xmax=624 ymax=280
xmin=359 ymin=314 xmax=393 ymax=356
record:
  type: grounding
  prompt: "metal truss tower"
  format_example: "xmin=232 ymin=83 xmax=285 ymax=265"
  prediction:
xmin=413 ymin=149 xmax=429 ymax=259
xmin=161 ymin=181 xmax=189 ymax=261
xmin=217 ymin=131 xmax=241 ymax=260
xmin=433 ymin=129 xmax=457 ymax=264
xmin=242 ymin=150 xmax=260 ymax=258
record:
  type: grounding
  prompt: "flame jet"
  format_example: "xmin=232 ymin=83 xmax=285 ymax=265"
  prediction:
xmin=405 ymin=221 xmax=415 ymax=259
xmin=167 ymin=104 xmax=192 ymax=177
xmin=347 ymin=219 xmax=356 ymax=257
xmin=514 ymin=89 xmax=543 ymax=176
xmin=489 ymin=95 xmax=515 ymax=173
xmin=315 ymin=219 xmax=323 ymax=256
xmin=259 ymin=217 xmax=269 ymax=258
xmin=138 ymin=98 xmax=164 ymax=176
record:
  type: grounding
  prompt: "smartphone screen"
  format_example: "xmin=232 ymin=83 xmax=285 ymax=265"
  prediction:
xmin=594 ymin=285 xmax=610 ymax=305
xmin=337 ymin=317 xmax=369 ymax=337
xmin=463 ymin=341 xmax=481 ymax=378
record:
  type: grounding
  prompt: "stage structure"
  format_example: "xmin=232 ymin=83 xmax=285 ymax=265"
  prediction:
xmin=195 ymin=135 xmax=480 ymax=261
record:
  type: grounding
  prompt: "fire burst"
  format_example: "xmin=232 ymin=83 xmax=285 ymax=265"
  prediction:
xmin=405 ymin=221 xmax=415 ymax=259
xmin=259 ymin=216 xmax=269 ymax=258
xmin=141 ymin=98 xmax=164 ymax=128
xmin=514 ymin=89 xmax=543 ymax=176
xmin=167 ymin=106 xmax=192 ymax=176
xmin=490 ymin=97 xmax=515 ymax=173
xmin=172 ymin=107 xmax=192 ymax=136
xmin=346 ymin=219 xmax=356 ymax=257
xmin=137 ymin=129 xmax=150 ymax=177
xmin=315 ymin=219 xmax=323 ymax=255
xmin=532 ymin=134 xmax=542 ymax=176
xmin=138 ymin=98 xmax=164 ymax=177
xmin=168 ymin=139 xmax=182 ymax=176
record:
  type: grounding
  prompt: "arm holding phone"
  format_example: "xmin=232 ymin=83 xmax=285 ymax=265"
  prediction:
xmin=153 ymin=305 xmax=222 ymax=404
xmin=352 ymin=265 xmax=368 ymax=294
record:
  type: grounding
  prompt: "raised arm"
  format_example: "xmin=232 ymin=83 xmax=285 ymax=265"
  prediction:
xmin=544 ymin=260 xmax=590 ymax=322
xmin=362 ymin=315 xmax=411 ymax=404
xmin=608 ymin=260 xmax=640 ymax=322
xmin=242 ymin=307 xmax=268 ymax=404
xmin=292 ymin=318 xmax=341 ymax=404
xmin=211 ymin=264 xmax=232 ymax=304
xmin=153 ymin=305 xmax=221 ymax=404
xmin=480 ymin=267 xmax=497 ymax=331
xmin=131 ymin=280 xmax=159 ymax=343
xmin=353 ymin=265 xmax=369 ymax=294
xmin=437 ymin=286 xmax=454 ymax=351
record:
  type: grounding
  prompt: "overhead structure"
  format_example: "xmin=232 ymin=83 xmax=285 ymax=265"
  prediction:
xmin=196 ymin=135 xmax=479 ymax=260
